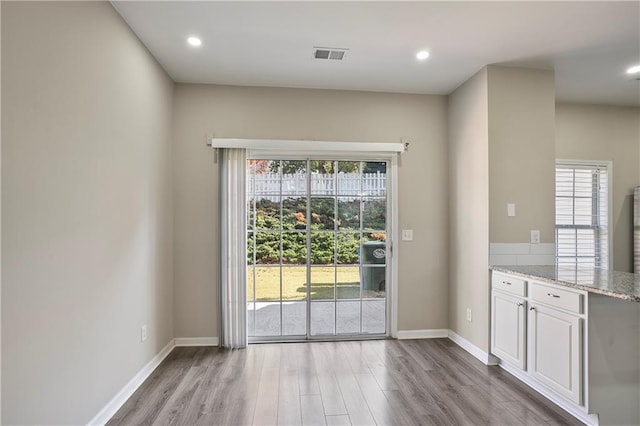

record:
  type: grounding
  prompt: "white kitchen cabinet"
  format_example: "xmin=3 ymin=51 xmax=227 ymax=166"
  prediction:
xmin=491 ymin=272 xmax=585 ymax=407
xmin=529 ymin=303 xmax=582 ymax=404
xmin=491 ymin=291 xmax=526 ymax=369
xmin=491 ymin=268 xmax=640 ymax=425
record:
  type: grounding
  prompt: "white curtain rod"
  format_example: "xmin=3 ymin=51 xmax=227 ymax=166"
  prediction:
xmin=208 ymin=137 xmax=408 ymax=153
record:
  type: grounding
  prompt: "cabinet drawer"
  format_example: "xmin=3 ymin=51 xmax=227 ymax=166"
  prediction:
xmin=492 ymin=272 xmax=526 ymax=296
xmin=530 ymin=282 xmax=583 ymax=314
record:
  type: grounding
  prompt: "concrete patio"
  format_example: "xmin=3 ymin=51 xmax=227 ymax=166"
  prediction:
xmin=248 ymin=299 xmax=386 ymax=337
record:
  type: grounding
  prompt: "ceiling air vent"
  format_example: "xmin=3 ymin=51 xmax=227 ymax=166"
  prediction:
xmin=313 ymin=47 xmax=348 ymax=61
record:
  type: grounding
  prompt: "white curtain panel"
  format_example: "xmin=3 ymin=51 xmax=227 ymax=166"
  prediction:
xmin=219 ymin=148 xmax=247 ymax=348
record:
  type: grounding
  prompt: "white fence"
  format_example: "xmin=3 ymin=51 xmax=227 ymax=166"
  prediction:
xmin=249 ymin=172 xmax=386 ymax=199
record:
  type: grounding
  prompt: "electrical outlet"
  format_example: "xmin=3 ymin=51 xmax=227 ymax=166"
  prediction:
xmin=531 ymin=230 xmax=540 ymax=244
xmin=141 ymin=325 xmax=147 ymax=342
xmin=466 ymin=308 xmax=472 ymax=322
xmin=402 ymin=229 xmax=413 ymax=241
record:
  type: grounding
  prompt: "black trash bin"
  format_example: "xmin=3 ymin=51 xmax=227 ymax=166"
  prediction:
xmin=361 ymin=241 xmax=386 ymax=292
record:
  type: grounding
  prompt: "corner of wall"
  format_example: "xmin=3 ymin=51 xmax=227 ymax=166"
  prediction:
xmin=2 ymin=3 xmax=177 ymax=423
xmin=446 ymin=66 xmax=490 ymax=353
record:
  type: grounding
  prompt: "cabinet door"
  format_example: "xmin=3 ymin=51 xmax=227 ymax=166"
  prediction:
xmin=529 ymin=304 xmax=582 ymax=404
xmin=491 ymin=291 xmax=526 ymax=369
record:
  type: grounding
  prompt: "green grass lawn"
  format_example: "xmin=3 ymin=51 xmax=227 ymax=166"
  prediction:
xmin=247 ymin=265 xmax=384 ymax=301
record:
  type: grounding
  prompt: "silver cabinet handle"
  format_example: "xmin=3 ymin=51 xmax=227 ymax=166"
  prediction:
xmin=503 ymin=281 xmax=512 ymax=285
xmin=529 ymin=306 xmax=536 ymax=311
xmin=547 ymin=293 xmax=560 ymax=298
xmin=517 ymin=302 xmax=524 ymax=307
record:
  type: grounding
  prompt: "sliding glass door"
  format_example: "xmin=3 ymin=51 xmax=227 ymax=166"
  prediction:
xmin=247 ymin=159 xmax=389 ymax=341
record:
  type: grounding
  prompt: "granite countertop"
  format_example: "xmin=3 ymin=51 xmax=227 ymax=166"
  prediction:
xmin=491 ymin=265 xmax=640 ymax=303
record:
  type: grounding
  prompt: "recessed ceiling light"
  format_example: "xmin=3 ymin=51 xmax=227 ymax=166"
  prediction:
xmin=626 ymin=64 xmax=640 ymax=75
xmin=187 ymin=36 xmax=202 ymax=47
xmin=416 ymin=50 xmax=430 ymax=61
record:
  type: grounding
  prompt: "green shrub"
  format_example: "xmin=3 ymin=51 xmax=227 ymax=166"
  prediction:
xmin=249 ymin=196 xmax=385 ymax=264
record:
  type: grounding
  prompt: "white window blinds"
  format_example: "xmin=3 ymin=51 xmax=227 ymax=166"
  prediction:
xmin=555 ymin=163 xmax=609 ymax=269
xmin=219 ymin=148 xmax=248 ymax=348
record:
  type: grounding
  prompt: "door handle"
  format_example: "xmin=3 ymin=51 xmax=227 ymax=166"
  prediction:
xmin=517 ymin=302 xmax=524 ymax=307
xmin=529 ymin=306 xmax=536 ymax=311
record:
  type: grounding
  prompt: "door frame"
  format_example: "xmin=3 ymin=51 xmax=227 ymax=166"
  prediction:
xmin=246 ymin=151 xmax=399 ymax=341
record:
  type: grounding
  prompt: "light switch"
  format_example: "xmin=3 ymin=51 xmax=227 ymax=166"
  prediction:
xmin=507 ymin=203 xmax=516 ymax=217
xmin=402 ymin=229 xmax=413 ymax=241
xmin=531 ymin=230 xmax=540 ymax=244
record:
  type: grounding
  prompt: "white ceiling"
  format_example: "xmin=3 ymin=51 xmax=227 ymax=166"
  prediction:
xmin=112 ymin=1 xmax=640 ymax=106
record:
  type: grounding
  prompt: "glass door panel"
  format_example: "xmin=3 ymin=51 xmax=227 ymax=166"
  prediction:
xmin=309 ymin=266 xmax=334 ymax=336
xmin=247 ymin=159 xmax=388 ymax=341
xmin=254 ymin=265 xmax=281 ymax=337
xmin=281 ymin=266 xmax=306 ymax=336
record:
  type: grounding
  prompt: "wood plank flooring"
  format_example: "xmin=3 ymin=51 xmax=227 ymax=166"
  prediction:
xmin=107 ymin=339 xmax=583 ymax=426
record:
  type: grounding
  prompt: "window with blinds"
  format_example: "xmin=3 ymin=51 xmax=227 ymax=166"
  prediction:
xmin=555 ymin=163 xmax=609 ymax=269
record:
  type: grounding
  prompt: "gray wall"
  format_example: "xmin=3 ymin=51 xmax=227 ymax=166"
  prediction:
xmin=447 ymin=68 xmax=490 ymax=349
xmin=172 ymin=84 xmax=449 ymax=337
xmin=555 ymin=103 xmax=640 ymax=272
xmin=1 ymin=2 xmax=174 ymax=424
xmin=488 ymin=66 xmax=556 ymax=244
xmin=448 ymin=66 xmax=556 ymax=353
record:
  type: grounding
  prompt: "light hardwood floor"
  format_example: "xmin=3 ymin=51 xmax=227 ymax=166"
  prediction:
xmin=107 ymin=338 xmax=582 ymax=425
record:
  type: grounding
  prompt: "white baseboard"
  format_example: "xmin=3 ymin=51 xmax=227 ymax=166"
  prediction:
xmin=174 ymin=337 xmax=219 ymax=347
xmin=447 ymin=330 xmax=499 ymax=366
xmin=88 ymin=339 xmax=175 ymax=426
xmin=499 ymin=361 xmax=599 ymax=425
xmin=396 ymin=329 xmax=449 ymax=339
